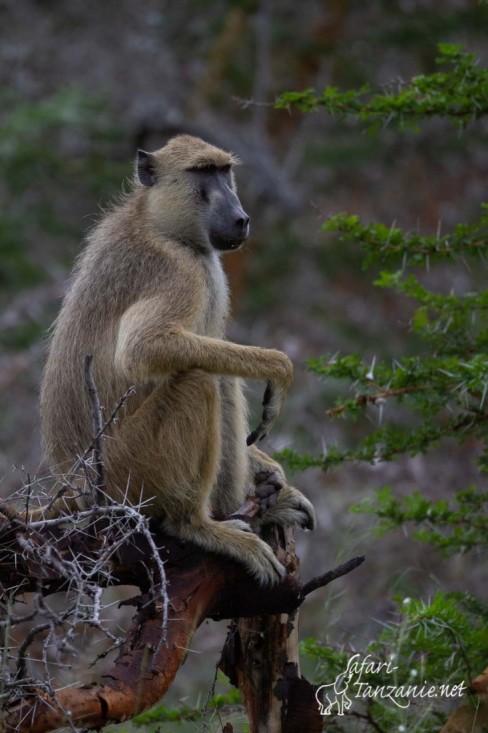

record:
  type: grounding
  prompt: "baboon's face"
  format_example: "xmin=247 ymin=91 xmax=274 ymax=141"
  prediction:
xmin=137 ymin=139 xmax=250 ymax=252
xmin=189 ymin=164 xmax=250 ymax=252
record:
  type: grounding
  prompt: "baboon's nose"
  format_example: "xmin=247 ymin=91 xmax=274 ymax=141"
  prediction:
xmin=236 ymin=215 xmax=250 ymax=237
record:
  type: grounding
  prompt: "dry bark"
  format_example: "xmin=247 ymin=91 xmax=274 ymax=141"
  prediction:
xmin=0 ymin=507 xmax=364 ymax=733
xmin=220 ymin=524 xmax=323 ymax=733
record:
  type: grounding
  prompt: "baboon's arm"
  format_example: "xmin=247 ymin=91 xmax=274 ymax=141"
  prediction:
xmin=115 ymin=298 xmax=293 ymax=442
xmin=115 ymin=300 xmax=292 ymax=384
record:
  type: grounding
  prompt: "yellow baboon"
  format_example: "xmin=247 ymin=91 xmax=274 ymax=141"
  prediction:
xmin=41 ymin=135 xmax=315 ymax=585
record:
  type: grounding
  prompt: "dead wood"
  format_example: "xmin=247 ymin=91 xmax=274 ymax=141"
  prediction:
xmin=220 ymin=524 xmax=324 ymax=733
xmin=0 ymin=504 xmax=364 ymax=733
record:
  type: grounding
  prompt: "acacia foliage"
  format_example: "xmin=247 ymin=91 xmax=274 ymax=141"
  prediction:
xmin=277 ymin=43 xmax=488 ymax=555
xmin=277 ymin=45 xmax=488 ymax=731
xmin=276 ymin=44 xmax=488 ymax=129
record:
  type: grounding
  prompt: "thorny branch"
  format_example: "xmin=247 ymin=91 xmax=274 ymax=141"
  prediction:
xmin=0 ymin=365 xmax=169 ymax=726
xmin=301 ymin=555 xmax=366 ymax=597
xmin=0 ymin=500 xmax=363 ymax=733
xmin=74 ymin=381 xmax=136 ymax=474
xmin=0 ymin=492 xmax=170 ymax=711
xmin=38 ymin=370 xmax=134 ymax=520
xmin=83 ymin=355 xmax=105 ymax=501
xmin=325 ymin=385 xmax=430 ymax=417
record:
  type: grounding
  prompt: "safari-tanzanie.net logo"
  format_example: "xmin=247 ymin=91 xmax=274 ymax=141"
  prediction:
xmin=316 ymin=653 xmax=467 ymax=716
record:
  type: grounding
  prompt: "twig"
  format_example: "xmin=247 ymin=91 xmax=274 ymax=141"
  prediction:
xmin=74 ymin=384 xmax=135 ymax=471
xmin=326 ymin=385 xmax=429 ymax=417
xmin=302 ymin=556 xmax=365 ymax=598
xmin=24 ymin=475 xmax=32 ymax=526
xmin=139 ymin=523 xmax=169 ymax=648
xmin=25 ymin=502 xmax=152 ymax=529
xmin=83 ymin=355 xmax=105 ymax=502
xmin=199 ymin=660 xmax=221 ymax=733
xmin=16 ymin=623 xmax=50 ymax=681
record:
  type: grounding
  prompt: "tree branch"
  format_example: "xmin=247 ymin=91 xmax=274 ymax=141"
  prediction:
xmin=83 ymin=354 xmax=105 ymax=501
xmin=301 ymin=555 xmax=366 ymax=597
xmin=0 ymin=504 xmax=364 ymax=733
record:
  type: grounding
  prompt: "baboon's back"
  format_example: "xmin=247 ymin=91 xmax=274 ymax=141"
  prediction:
xmin=40 ymin=197 xmax=181 ymax=470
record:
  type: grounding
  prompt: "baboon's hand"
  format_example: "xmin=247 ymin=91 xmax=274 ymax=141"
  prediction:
xmin=247 ymin=354 xmax=293 ymax=445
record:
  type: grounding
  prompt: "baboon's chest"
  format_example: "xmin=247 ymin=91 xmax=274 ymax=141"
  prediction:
xmin=197 ymin=253 xmax=229 ymax=338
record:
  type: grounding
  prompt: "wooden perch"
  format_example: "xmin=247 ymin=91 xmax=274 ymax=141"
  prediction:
xmin=220 ymin=524 xmax=324 ymax=733
xmin=0 ymin=500 xmax=364 ymax=733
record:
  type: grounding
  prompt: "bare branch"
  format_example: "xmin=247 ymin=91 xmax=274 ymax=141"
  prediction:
xmin=83 ymin=354 xmax=105 ymax=501
xmin=302 ymin=555 xmax=366 ymax=598
xmin=75 ymin=382 xmax=135 ymax=471
xmin=0 ymin=449 xmax=366 ymax=733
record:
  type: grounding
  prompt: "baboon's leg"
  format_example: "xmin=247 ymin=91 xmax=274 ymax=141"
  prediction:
xmin=109 ymin=370 xmax=221 ymax=516
xmin=113 ymin=373 xmax=284 ymax=585
xmin=163 ymin=513 xmax=284 ymax=586
xmin=258 ymin=485 xmax=316 ymax=530
xmin=248 ymin=445 xmax=316 ymax=531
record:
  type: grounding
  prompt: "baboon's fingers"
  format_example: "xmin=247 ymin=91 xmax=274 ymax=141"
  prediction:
xmin=246 ymin=423 xmax=268 ymax=445
xmin=262 ymin=382 xmax=272 ymax=405
xmin=246 ymin=417 xmax=273 ymax=445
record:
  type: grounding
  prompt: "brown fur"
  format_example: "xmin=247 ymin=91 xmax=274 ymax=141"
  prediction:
xmin=40 ymin=135 xmax=315 ymax=585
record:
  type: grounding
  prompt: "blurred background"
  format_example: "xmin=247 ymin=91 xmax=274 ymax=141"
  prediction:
xmin=1 ymin=0 xmax=487 ymax=717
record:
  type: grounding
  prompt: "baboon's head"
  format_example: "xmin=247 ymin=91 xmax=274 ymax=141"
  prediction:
xmin=136 ymin=135 xmax=250 ymax=252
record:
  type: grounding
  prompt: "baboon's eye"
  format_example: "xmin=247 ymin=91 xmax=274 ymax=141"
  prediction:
xmin=188 ymin=163 xmax=232 ymax=202
xmin=188 ymin=164 xmax=217 ymax=173
xmin=188 ymin=164 xmax=231 ymax=174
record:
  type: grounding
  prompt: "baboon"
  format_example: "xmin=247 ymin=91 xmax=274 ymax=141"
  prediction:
xmin=40 ymin=135 xmax=315 ymax=585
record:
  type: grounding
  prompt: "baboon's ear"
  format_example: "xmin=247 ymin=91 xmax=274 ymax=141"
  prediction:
xmin=137 ymin=149 xmax=157 ymax=187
